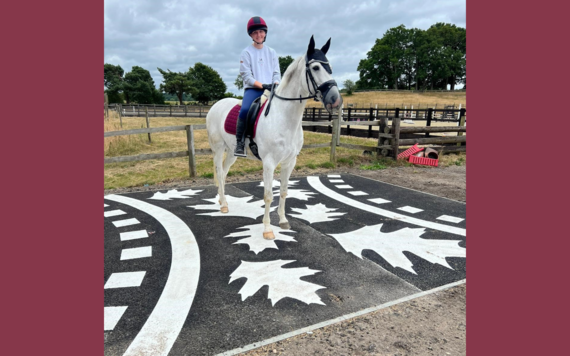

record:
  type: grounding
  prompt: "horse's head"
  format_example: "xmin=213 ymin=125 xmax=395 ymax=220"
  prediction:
xmin=306 ymin=35 xmax=343 ymax=114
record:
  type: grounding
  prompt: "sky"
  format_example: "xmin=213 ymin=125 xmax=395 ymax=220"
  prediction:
xmin=104 ymin=0 xmax=466 ymax=95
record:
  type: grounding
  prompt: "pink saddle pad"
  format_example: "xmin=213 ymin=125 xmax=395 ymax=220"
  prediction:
xmin=224 ymin=102 xmax=267 ymax=139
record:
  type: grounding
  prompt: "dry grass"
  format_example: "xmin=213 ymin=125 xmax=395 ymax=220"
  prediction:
xmin=103 ymin=111 xmax=465 ymax=190
xmin=306 ymin=90 xmax=466 ymax=109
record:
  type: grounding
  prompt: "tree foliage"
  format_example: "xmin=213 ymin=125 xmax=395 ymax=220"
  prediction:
xmin=278 ymin=55 xmax=295 ymax=76
xmin=357 ymin=23 xmax=466 ymax=91
xmin=158 ymin=68 xmax=194 ymax=105
xmin=123 ymin=66 xmax=164 ymax=104
xmin=343 ymin=79 xmax=356 ymax=95
xmin=235 ymin=73 xmax=244 ymax=90
xmin=187 ymin=62 xmax=227 ymax=105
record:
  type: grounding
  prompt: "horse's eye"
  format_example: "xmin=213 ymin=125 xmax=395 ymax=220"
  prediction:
xmin=312 ymin=66 xmax=320 ymax=71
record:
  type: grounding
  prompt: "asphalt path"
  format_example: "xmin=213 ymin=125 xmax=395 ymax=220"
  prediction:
xmin=104 ymin=174 xmax=466 ymax=356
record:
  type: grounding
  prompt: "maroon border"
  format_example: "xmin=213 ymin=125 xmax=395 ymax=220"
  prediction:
xmin=3 ymin=1 xmax=102 ymax=354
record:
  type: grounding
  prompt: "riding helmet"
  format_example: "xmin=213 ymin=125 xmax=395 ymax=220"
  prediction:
xmin=247 ymin=16 xmax=268 ymax=36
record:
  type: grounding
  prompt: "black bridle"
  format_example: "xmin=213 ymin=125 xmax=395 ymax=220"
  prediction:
xmin=265 ymin=56 xmax=338 ymax=115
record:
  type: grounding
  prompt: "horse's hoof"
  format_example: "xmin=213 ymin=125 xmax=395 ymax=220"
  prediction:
xmin=221 ymin=207 xmax=229 ymax=213
xmin=279 ymin=222 xmax=291 ymax=230
xmin=263 ymin=231 xmax=275 ymax=240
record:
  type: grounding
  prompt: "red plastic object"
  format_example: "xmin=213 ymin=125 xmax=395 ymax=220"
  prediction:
xmin=408 ymin=155 xmax=438 ymax=167
xmin=398 ymin=144 xmax=424 ymax=159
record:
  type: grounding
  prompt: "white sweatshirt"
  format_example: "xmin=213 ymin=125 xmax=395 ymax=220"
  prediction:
xmin=240 ymin=44 xmax=281 ymax=89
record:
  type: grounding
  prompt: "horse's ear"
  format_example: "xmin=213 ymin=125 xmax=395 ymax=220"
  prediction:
xmin=307 ymin=35 xmax=315 ymax=56
xmin=321 ymin=38 xmax=331 ymax=55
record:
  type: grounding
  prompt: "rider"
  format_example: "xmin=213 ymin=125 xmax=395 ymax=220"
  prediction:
xmin=235 ymin=16 xmax=281 ymax=157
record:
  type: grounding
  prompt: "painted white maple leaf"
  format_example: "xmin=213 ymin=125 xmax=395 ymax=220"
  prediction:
xmin=258 ymin=179 xmax=299 ymax=188
xmin=273 ymin=189 xmax=316 ymax=201
xmin=289 ymin=203 xmax=346 ymax=224
xmin=330 ymin=223 xmax=466 ymax=275
xmin=189 ymin=195 xmax=275 ymax=218
xmin=225 ymin=223 xmax=296 ymax=254
xmin=148 ymin=188 xmax=203 ymax=200
xmin=229 ymin=260 xmax=326 ymax=306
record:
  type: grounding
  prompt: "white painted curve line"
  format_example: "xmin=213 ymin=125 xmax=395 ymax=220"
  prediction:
xmin=120 ymin=230 xmax=148 ymax=241
xmin=105 ymin=194 xmax=200 ymax=356
xmin=307 ymin=176 xmax=466 ymax=236
xmin=121 ymin=246 xmax=152 ymax=260
xmin=105 ymin=271 xmax=146 ymax=289
xmin=104 ymin=306 xmax=128 ymax=331
xmin=437 ymin=215 xmax=464 ymax=224
xmin=104 ymin=209 xmax=127 ymax=217
xmin=113 ymin=218 xmax=140 ymax=228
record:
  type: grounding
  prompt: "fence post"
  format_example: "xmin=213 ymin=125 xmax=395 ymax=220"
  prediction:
xmin=119 ymin=104 xmax=123 ymax=128
xmin=426 ymin=108 xmax=433 ymax=138
xmin=337 ymin=105 xmax=342 ymax=146
xmin=457 ymin=108 xmax=466 ymax=146
xmin=330 ymin=109 xmax=338 ymax=163
xmin=391 ymin=115 xmax=401 ymax=160
xmin=154 ymin=104 xmax=156 ymax=116
xmin=346 ymin=107 xmax=351 ymax=136
xmin=186 ymin=125 xmax=197 ymax=178
xmin=377 ymin=116 xmax=388 ymax=156
xmin=145 ymin=107 xmax=151 ymax=143
xmin=104 ymin=93 xmax=109 ymax=118
xmin=368 ymin=108 xmax=373 ymax=138
xmin=185 ymin=105 xmax=188 ymax=117
xmin=312 ymin=108 xmax=316 ymax=132
xmin=170 ymin=105 xmax=172 ymax=117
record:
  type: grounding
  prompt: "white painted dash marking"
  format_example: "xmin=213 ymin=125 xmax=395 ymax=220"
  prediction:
xmin=104 ymin=306 xmax=128 ymax=331
xmin=336 ymin=185 xmax=353 ymax=189
xmin=121 ymin=246 xmax=152 ymax=260
xmin=348 ymin=191 xmax=368 ymax=196
xmin=397 ymin=206 xmax=424 ymax=214
xmin=104 ymin=209 xmax=126 ymax=217
xmin=104 ymin=271 xmax=146 ymax=289
xmin=120 ymin=230 xmax=148 ymax=241
xmin=307 ymin=176 xmax=466 ymax=236
xmin=113 ymin=218 xmax=140 ymax=228
xmin=368 ymin=198 xmax=391 ymax=204
xmin=104 ymin=204 xmax=109 ymax=207
xmin=328 ymin=175 xmax=341 ymax=178
xmin=437 ymin=215 xmax=464 ymax=223
xmin=329 ymin=179 xmax=344 ymax=183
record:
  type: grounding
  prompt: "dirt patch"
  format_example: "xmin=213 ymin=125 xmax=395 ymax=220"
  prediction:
xmin=104 ymin=165 xmax=466 ymax=356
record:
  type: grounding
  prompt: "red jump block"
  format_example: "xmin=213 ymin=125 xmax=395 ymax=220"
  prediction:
xmin=408 ymin=155 xmax=439 ymax=167
xmin=397 ymin=144 xmax=424 ymax=159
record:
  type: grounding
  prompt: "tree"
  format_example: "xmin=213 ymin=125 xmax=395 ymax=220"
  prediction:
xmin=343 ymin=79 xmax=356 ymax=95
xmin=104 ymin=64 xmax=125 ymax=103
xmin=278 ymin=55 xmax=294 ymax=76
xmin=235 ymin=73 xmax=244 ymax=90
xmin=158 ymin=68 xmax=194 ymax=105
xmin=187 ymin=63 xmax=227 ymax=105
xmin=123 ymin=66 xmax=164 ymax=104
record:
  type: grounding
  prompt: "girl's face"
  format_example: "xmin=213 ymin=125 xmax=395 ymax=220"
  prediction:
xmin=251 ymin=29 xmax=266 ymax=43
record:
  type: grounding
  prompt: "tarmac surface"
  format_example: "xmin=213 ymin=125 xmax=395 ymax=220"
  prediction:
xmin=104 ymin=173 xmax=466 ymax=356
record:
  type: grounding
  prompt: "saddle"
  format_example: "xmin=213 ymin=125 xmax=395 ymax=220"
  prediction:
xmin=224 ymin=91 xmax=269 ymax=160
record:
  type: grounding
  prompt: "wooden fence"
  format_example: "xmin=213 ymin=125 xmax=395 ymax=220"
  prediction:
xmin=104 ymin=105 xmax=466 ymax=178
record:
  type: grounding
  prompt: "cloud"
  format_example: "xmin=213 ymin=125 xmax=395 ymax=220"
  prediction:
xmin=104 ymin=0 xmax=465 ymax=94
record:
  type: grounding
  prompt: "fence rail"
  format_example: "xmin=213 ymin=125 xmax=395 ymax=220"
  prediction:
xmin=104 ymin=105 xmax=466 ymax=177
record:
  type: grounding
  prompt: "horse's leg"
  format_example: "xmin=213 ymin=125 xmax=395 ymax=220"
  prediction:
xmin=213 ymin=149 xmax=229 ymax=213
xmin=262 ymin=161 xmax=277 ymax=240
xmin=277 ymin=158 xmax=296 ymax=230
xmin=219 ymin=152 xmax=237 ymax=212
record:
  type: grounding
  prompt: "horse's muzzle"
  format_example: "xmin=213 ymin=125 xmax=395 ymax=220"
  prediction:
xmin=320 ymin=82 xmax=342 ymax=114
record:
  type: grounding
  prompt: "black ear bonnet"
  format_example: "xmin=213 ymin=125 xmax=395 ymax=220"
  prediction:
xmin=306 ymin=49 xmax=332 ymax=74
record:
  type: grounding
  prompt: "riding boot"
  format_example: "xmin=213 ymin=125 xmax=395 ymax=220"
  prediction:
xmin=234 ymin=116 xmax=247 ymax=157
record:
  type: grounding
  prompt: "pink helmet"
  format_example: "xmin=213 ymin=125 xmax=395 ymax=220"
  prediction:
xmin=247 ymin=16 xmax=268 ymax=36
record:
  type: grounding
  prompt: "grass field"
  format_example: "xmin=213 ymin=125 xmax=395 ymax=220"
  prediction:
xmin=104 ymin=102 xmax=466 ymax=190
xmin=302 ymin=90 xmax=465 ymax=109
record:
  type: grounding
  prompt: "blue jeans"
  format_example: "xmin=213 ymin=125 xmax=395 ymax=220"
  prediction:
xmin=239 ymin=88 xmax=264 ymax=121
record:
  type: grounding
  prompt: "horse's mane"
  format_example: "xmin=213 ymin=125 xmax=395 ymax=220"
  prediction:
xmin=277 ymin=55 xmax=305 ymax=91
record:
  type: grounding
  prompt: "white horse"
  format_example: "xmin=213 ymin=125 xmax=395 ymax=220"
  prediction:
xmin=206 ymin=36 xmax=342 ymax=240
